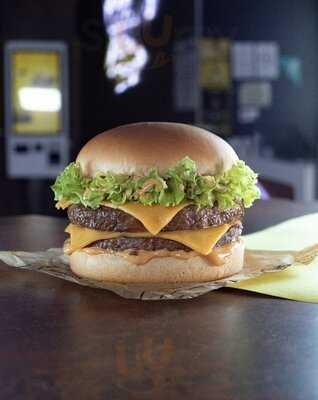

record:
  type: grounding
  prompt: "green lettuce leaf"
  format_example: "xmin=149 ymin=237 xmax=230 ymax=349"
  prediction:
xmin=214 ymin=161 xmax=261 ymax=209
xmin=51 ymin=162 xmax=90 ymax=205
xmin=51 ymin=157 xmax=260 ymax=210
xmin=133 ymin=168 xmax=167 ymax=205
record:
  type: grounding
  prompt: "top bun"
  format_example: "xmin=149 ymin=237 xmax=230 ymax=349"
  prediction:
xmin=76 ymin=122 xmax=238 ymax=177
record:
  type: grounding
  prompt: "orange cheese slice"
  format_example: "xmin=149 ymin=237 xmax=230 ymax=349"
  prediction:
xmin=159 ymin=226 xmax=229 ymax=255
xmin=65 ymin=223 xmax=230 ymax=255
xmin=104 ymin=202 xmax=189 ymax=235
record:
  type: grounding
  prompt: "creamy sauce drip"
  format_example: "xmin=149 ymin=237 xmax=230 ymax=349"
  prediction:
xmin=204 ymin=241 xmax=240 ymax=266
xmin=81 ymin=241 xmax=238 ymax=266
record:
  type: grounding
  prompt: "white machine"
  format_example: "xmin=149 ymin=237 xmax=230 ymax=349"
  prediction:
xmin=4 ymin=41 xmax=69 ymax=178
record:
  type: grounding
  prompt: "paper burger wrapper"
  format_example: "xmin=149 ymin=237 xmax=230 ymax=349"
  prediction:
xmin=0 ymin=243 xmax=316 ymax=300
xmin=0 ymin=213 xmax=317 ymax=301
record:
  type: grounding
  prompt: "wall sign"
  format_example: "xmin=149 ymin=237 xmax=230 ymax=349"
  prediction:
xmin=238 ymin=82 xmax=272 ymax=108
xmin=232 ymin=42 xmax=280 ymax=80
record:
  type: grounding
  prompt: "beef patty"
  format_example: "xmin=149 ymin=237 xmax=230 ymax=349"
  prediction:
xmin=90 ymin=223 xmax=243 ymax=253
xmin=68 ymin=203 xmax=244 ymax=232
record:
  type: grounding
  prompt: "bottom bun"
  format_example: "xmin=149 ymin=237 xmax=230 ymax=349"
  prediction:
xmin=68 ymin=239 xmax=244 ymax=283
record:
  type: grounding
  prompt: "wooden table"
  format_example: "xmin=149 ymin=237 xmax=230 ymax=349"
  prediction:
xmin=1 ymin=199 xmax=318 ymax=399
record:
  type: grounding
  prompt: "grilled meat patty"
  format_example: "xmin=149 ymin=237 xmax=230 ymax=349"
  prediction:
xmin=90 ymin=223 xmax=243 ymax=252
xmin=68 ymin=203 xmax=244 ymax=232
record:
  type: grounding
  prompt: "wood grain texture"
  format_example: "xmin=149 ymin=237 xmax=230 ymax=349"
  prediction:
xmin=1 ymin=200 xmax=318 ymax=399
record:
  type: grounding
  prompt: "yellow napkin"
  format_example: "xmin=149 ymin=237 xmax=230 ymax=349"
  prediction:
xmin=228 ymin=213 xmax=318 ymax=303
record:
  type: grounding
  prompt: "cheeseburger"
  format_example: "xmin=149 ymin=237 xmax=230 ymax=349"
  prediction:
xmin=52 ymin=122 xmax=260 ymax=283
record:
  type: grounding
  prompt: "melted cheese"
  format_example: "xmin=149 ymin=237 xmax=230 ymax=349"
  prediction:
xmin=65 ymin=223 xmax=230 ymax=255
xmin=159 ymin=226 xmax=229 ymax=255
xmin=65 ymin=224 xmax=151 ymax=250
xmin=104 ymin=202 xmax=189 ymax=235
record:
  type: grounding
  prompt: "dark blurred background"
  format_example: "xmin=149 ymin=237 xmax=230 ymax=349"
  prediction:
xmin=0 ymin=0 xmax=317 ymax=216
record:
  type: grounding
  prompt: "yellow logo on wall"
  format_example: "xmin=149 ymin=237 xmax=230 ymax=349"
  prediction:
xmin=11 ymin=51 xmax=61 ymax=135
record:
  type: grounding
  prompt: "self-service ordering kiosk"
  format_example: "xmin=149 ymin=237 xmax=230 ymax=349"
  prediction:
xmin=4 ymin=41 xmax=69 ymax=178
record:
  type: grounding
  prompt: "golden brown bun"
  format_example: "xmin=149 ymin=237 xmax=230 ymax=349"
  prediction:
xmin=76 ymin=122 xmax=238 ymax=177
xmin=69 ymin=239 xmax=244 ymax=284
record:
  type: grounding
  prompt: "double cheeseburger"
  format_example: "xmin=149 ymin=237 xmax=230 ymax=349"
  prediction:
xmin=52 ymin=122 xmax=260 ymax=283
